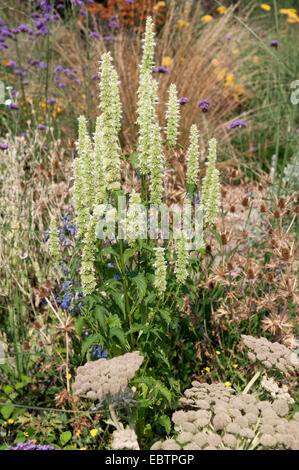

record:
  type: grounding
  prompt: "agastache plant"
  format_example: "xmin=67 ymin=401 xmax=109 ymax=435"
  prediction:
xmin=201 ymin=138 xmax=218 ymax=218
xmin=165 ymin=83 xmax=180 ymax=145
xmin=99 ymin=52 xmax=121 ymax=191
xmin=186 ymin=124 xmax=200 ymax=185
xmin=94 ymin=115 xmax=107 ymax=205
xmin=150 ymin=121 xmax=164 ymax=204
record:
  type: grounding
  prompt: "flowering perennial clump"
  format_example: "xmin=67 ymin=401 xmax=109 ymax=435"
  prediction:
xmin=151 ymin=380 xmax=299 ymax=450
xmin=242 ymin=335 xmax=296 ymax=374
xmin=72 ymin=351 xmax=144 ymax=400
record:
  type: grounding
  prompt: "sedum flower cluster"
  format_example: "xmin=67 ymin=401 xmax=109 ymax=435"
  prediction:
xmin=72 ymin=351 xmax=144 ymax=400
xmin=242 ymin=335 xmax=296 ymax=374
xmin=151 ymin=380 xmax=299 ymax=450
xmin=111 ymin=429 xmax=140 ymax=450
xmin=261 ymin=377 xmax=294 ymax=404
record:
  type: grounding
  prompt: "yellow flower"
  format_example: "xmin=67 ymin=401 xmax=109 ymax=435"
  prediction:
xmin=215 ymin=67 xmax=228 ymax=82
xmin=76 ymin=430 xmax=81 ymax=438
xmin=224 ymin=381 xmax=232 ymax=387
xmin=260 ymin=4 xmax=271 ymax=12
xmin=211 ymin=58 xmax=219 ymax=67
xmin=204 ymin=367 xmax=210 ymax=372
xmin=8 ymin=419 xmax=14 ymax=424
xmin=280 ymin=8 xmax=297 ymax=15
xmin=233 ymin=84 xmax=245 ymax=95
xmin=202 ymin=15 xmax=213 ymax=24
xmin=217 ymin=6 xmax=227 ymax=14
xmin=23 ymin=432 xmax=29 ymax=437
xmin=232 ymin=364 xmax=238 ymax=368
xmin=232 ymin=48 xmax=239 ymax=55
xmin=90 ymin=429 xmax=98 ymax=437
xmin=162 ymin=56 xmax=173 ymax=68
xmin=66 ymin=373 xmax=72 ymax=379
xmin=80 ymin=447 xmax=87 ymax=450
xmin=253 ymin=55 xmax=259 ymax=64
xmin=177 ymin=19 xmax=189 ymax=31
xmin=224 ymin=74 xmax=235 ymax=87
xmin=153 ymin=1 xmax=165 ymax=10
xmin=216 ymin=351 xmax=221 ymax=355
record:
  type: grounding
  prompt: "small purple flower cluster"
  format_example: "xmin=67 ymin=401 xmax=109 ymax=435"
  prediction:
xmin=52 ymin=65 xmax=79 ymax=88
xmin=197 ymin=99 xmax=210 ymax=112
xmin=229 ymin=119 xmax=248 ymax=129
xmin=152 ymin=66 xmax=169 ymax=74
xmin=178 ymin=97 xmax=189 ymax=105
xmin=8 ymin=440 xmax=56 ymax=450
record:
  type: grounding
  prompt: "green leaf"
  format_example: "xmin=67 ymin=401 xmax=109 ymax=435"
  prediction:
xmin=110 ymin=291 xmax=126 ymax=317
xmin=156 ymin=382 xmax=172 ymax=405
xmin=109 ymin=327 xmax=127 ymax=349
xmin=93 ymin=305 xmax=107 ymax=330
xmin=107 ymin=314 xmax=122 ymax=329
xmin=1 ymin=404 xmax=14 ymax=419
xmin=123 ymin=248 xmax=135 ymax=266
xmin=2 ymin=385 xmax=13 ymax=395
xmin=75 ymin=316 xmax=84 ymax=336
xmin=60 ymin=431 xmax=72 ymax=446
xmin=81 ymin=334 xmax=100 ymax=357
xmin=131 ymin=274 xmax=147 ymax=303
xmin=210 ymin=229 xmax=222 ymax=248
xmin=158 ymin=415 xmax=171 ymax=434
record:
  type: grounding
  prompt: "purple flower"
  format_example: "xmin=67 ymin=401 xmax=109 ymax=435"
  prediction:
xmin=226 ymin=35 xmax=232 ymax=40
xmin=39 ymin=61 xmax=47 ymax=69
xmin=197 ymin=99 xmax=210 ymax=112
xmin=11 ymin=89 xmax=17 ymax=96
xmin=73 ymin=78 xmax=80 ymax=85
xmin=6 ymin=61 xmax=16 ymax=68
xmin=53 ymin=65 xmax=63 ymax=73
xmin=72 ymin=0 xmax=84 ymax=6
xmin=152 ymin=66 xmax=168 ymax=74
xmin=91 ymin=74 xmax=99 ymax=80
xmin=21 ymin=132 xmax=27 ymax=137
xmin=0 ymin=142 xmax=8 ymax=150
xmin=9 ymin=103 xmax=20 ymax=110
xmin=0 ymin=43 xmax=8 ymax=50
xmin=30 ymin=59 xmax=39 ymax=66
xmin=89 ymin=31 xmax=100 ymax=39
xmin=38 ymin=124 xmax=47 ymax=130
xmin=54 ymin=75 xmax=60 ymax=82
xmin=64 ymin=68 xmax=71 ymax=76
xmin=229 ymin=120 xmax=248 ymax=129
xmin=270 ymin=40 xmax=281 ymax=48
xmin=47 ymin=98 xmax=56 ymax=104
xmin=103 ymin=36 xmax=116 ymax=42
xmin=125 ymin=0 xmax=134 ymax=4
xmin=8 ymin=440 xmax=56 ymax=450
xmin=178 ymin=97 xmax=189 ymax=105
xmin=109 ymin=21 xmax=118 ymax=28
xmin=58 ymin=83 xmax=66 ymax=88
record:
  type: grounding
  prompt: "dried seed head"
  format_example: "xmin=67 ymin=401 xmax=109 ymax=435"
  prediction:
xmin=280 ymin=247 xmax=290 ymax=261
xmin=260 ymin=203 xmax=267 ymax=213
xmin=221 ymin=232 xmax=228 ymax=245
xmin=241 ymin=197 xmax=249 ymax=208
xmin=246 ymin=267 xmax=255 ymax=280
xmin=274 ymin=209 xmax=281 ymax=219
xmin=278 ymin=197 xmax=286 ymax=209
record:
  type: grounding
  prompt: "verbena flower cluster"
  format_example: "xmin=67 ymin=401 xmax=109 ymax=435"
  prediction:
xmin=242 ymin=334 xmax=296 ymax=374
xmin=72 ymin=351 xmax=144 ymax=400
xmin=8 ymin=440 xmax=56 ymax=450
xmin=151 ymin=380 xmax=299 ymax=450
